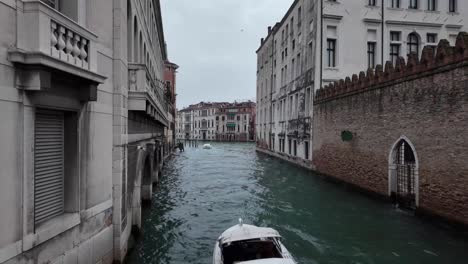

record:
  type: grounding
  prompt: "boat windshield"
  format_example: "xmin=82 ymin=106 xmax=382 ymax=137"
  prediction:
xmin=221 ymin=238 xmax=283 ymax=264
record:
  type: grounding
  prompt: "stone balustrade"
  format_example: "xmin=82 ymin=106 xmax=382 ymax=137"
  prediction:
xmin=13 ymin=1 xmax=99 ymax=74
xmin=128 ymin=63 xmax=168 ymax=126
xmin=50 ymin=20 xmax=89 ymax=69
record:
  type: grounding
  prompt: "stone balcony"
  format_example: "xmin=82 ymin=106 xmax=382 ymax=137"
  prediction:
xmin=8 ymin=1 xmax=106 ymax=95
xmin=128 ymin=63 xmax=168 ymax=127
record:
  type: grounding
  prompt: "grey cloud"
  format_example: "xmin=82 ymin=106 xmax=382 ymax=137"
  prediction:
xmin=161 ymin=0 xmax=292 ymax=108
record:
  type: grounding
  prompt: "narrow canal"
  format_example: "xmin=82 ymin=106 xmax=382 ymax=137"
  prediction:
xmin=127 ymin=143 xmax=468 ymax=264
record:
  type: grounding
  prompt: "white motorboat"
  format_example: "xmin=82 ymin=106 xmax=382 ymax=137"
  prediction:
xmin=213 ymin=219 xmax=296 ymax=264
xmin=203 ymin=144 xmax=213 ymax=149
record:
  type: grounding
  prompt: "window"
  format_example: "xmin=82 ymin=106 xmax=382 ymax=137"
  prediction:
xmin=449 ymin=0 xmax=457 ymax=12
xmin=368 ymin=0 xmax=376 ymax=6
xmin=293 ymin=140 xmax=297 ymax=156
xmin=390 ymin=31 xmax=401 ymax=65
xmin=427 ymin=0 xmax=436 ymax=11
xmin=34 ymin=109 xmax=78 ymax=226
xmin=390 ymin=0 xmax=400 ymax=8
xmin=407 ymin=33 xmax=420 ymax=57
xmin=409 ymin=0 xmax=418 ymax=9
xmin=297 ymin=7 xmax=302 ymax=29
xmin=427 ymin=33 xmax=437 ymax=44
xmin=367 ymin=42 xmax=376 ymax=69
xmin=327 ymin=39 xmax=336 ymax=67
xmin=288 ymin=139 xmax=292 ymax=155
xmin=305 ymin=141 xmax=309 ymax=160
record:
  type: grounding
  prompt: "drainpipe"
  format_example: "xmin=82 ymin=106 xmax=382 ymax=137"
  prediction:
xmin=320 ymin=0 xmax=323 ymax=88
xmin=381 ymin=0 xmax=385 ymax=64
xmin=270 ymin=28 xmax=275 ymax=149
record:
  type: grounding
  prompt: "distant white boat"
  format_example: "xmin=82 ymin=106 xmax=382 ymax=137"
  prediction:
xmin=213 ymin=219 xmax=296 ymax=264
xmin=203 ymin=144 xmax=213 ymax=149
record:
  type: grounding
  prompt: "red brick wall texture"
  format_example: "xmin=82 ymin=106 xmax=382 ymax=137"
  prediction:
xmin=313 ymin=32 xmax=468 ymax=226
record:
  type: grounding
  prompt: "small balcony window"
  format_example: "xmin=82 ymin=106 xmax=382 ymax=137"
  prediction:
xmin=449 ymin=0 xmax=457 ymax=12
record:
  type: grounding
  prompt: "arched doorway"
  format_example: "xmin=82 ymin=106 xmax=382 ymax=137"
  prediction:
xmin=389 ymin=137 xmax=419 ymax=209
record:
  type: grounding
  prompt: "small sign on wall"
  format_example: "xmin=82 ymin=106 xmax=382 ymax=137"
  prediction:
xmin=341 ymin=131 xmax=353 ymax=142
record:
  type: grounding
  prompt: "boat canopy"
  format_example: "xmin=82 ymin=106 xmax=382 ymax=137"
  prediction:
xmin=236 ymin=259 xmax=294 ymax=264
xmin=218 ymin=224 xmax=281 ymax=245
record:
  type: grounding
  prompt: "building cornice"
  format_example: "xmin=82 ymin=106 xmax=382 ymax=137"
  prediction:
xmin=385 ymin=20 xmax=443 ymax=28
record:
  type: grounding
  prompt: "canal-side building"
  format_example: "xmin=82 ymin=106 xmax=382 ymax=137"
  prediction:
xmin=176 ymin=101 xmax=256 ymax=142
xmin=164 ymin=60 xmax=179 ymax=146
xmin=216 ymin=101 xmax=256 ymax=142
xmin=177 ymin=102 xmax=225 ymax=141
xmin=256 ymin=0 xmax=468 ymax=165
xmin=313 ymin=32 xmax=468 ymax=226
xmin=0 ymin=0 xmax=176 ymax=263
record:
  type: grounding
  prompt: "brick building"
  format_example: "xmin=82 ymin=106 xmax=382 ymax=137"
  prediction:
xmin=164 ymin=61 xmax=179 ymax=145
xmin=313 ymin=33 xmax=468 ymax=226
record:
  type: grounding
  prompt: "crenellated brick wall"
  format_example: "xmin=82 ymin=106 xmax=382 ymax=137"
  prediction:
xmin=312 ymin=32 xmax=468 ymax=226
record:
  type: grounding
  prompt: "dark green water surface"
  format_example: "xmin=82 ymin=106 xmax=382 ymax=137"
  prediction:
xmin=127 ymin=143 xmax=468 ymax=264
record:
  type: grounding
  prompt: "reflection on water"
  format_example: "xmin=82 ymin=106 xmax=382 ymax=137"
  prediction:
xmin=126 ymin=143 xmax=468 ymax=264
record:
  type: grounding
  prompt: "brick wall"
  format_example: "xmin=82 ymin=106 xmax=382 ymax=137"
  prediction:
xmin=313 ymin=32 xmax=468 ymax=226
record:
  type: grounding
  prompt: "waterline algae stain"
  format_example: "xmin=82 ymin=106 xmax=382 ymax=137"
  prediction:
xmin=127 ymin=143 xmax=468 ymax=264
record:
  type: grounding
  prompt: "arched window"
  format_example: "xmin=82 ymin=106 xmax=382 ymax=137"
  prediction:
xmin=407 ymin=33 xmax=419 ymax=57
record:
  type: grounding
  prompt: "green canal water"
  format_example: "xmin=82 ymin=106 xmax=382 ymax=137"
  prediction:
xmin=126 ymin=143 xmax=468 ymax=264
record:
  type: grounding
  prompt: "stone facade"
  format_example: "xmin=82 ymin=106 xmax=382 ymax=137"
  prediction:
xmin=176 ymin=101 xmax=256 ymax=142
xmin=0 ymin=0 xmax=175 ymax=263
xmin=216 ymin=101 xmax=256 ymax=142
xmin=313 ymin=33 xmax=468 ymax=226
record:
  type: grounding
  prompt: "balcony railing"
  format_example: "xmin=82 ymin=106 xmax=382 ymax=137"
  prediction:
xmin=9 ymin=1 xmax=105 ymax=86
xmin=287 ymin=117 xmax=311 ymax=137
xmin=128 ymin=63 xmax=168 ymax=126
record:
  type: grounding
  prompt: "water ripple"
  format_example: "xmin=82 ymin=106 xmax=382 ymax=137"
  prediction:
xmin=127 ymin=143 xmax=468 ymax=264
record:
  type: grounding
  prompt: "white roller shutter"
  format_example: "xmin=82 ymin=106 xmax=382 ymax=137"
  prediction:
xmin=34 ymin=109 xmax=64 ymax=225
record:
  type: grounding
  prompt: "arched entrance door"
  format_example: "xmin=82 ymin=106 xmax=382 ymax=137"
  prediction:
xmin=389 ymin=137 xmax=418 ymax=209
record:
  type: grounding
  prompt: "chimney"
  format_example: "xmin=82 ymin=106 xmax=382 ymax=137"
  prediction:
xmin=261 ymin=38 xmax=264 ymax=45
xmin=268 ymin=26 xmax=272 ymax=34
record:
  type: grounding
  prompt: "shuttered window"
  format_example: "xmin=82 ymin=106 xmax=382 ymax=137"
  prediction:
xmin=34 ymin=109 xmax=65 ymax=225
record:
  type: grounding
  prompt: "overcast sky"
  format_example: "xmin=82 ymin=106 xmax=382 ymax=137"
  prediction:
xmin=160 ymin=0 xmax=292 ymax=109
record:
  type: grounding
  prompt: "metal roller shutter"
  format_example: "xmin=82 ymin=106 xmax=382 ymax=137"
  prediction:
xmin=34 ymin=109 xmax=65 ymax=225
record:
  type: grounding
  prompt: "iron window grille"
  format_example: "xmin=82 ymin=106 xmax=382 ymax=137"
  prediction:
xmin=368 ymin=0 xmax=376 ymax=6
